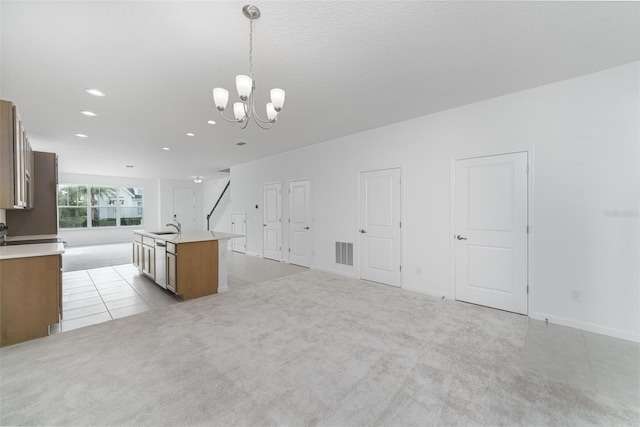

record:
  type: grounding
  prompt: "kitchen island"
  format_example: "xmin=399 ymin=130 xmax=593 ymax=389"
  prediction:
xmin=132 ymin=230 xmax=240 ymax=300
xmin=0 ymin=239 xmax=64 ymax=347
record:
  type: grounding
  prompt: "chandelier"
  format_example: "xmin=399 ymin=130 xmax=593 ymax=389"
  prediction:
xmin=212 ymin=5 xmax=285 ymax=130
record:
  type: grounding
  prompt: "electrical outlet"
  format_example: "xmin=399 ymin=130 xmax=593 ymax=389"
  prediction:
xmin=570 ymin=290 xmax=582 ymax=302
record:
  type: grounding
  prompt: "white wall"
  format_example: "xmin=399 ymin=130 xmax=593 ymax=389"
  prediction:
xmin=59 ymin=173 xmax=160 ymax=246
xmin=159 ymin=179 xmax=203 ymax=232
xmin=231 ymin=62 xmax=640 ymax=342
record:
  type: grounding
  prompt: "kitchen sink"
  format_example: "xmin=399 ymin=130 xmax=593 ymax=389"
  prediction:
xmin=149 ymin=231 xmax=178 ymax=236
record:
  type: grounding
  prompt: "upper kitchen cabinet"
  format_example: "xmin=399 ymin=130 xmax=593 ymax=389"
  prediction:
xmin=1 ymin=100 xmax=34 ymax=209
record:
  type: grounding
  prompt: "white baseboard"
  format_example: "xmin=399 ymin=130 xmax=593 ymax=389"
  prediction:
xmin=245 ymin=251 xmax=262 ymax=258
xmin=402 ymin=283 xmax=449 ymax=299
xmin=530 ymin=311 xmax=640 ymax=343
xmin=310 ymin=265 xmax=358 ymax=279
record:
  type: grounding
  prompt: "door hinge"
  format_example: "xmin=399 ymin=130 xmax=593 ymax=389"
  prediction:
xmin=399 ymin=221 xmax=402 ymax=228
xmin=399 ymin=265 xmax=402 ymax=272
xmin=399 ymin=177 xmax=402 ymax=184
xmin=527 ymin=285 xmax=529 ymax=294
xmin=279 ymin=246 xmax=281 ymax=251
xmin=288 ymin=248 xmax=290 ymax=253
xmin=288 ymin=218 xmax=290 ymax=223
xmin=526 ymin=164 xmax=529 ymax=174
xmin=526 ymin=225 xmax=529 ymax=234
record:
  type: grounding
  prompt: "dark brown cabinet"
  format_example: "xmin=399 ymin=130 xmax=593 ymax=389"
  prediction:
xmin=6 ymin=152 xmax=58 ymax=235
xmin=1 ymin=100 xmax=34 ymax=210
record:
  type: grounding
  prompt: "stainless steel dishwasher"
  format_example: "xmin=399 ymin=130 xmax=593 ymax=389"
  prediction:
xmin=155 ymin=240 xmax=167 ymax=289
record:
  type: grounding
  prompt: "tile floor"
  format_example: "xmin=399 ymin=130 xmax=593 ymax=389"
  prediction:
xmin=53 ymin=252 xmax=639 ymax=409
xmin=52 ymin=263 xmax=179 ymax=334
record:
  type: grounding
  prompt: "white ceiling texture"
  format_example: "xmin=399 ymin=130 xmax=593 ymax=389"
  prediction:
xmin=1 ymin=1 xmax=638 ymax=180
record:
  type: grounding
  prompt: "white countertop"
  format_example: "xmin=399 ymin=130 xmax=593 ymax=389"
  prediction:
xmin=5 ymin=234 xmax=60 ymax=242
xmin=0 ymin=242 xmax=65 ymax=260
xmin=133 ymin=230 xmax=243 ymax=244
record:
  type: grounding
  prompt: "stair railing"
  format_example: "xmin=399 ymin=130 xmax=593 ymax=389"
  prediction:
xmin=207 ymin=180 xmax=230 ymax=231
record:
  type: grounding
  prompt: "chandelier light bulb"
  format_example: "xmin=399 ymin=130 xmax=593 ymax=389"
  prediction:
xmin=233 ymin=102 xmax=247 ymax=121
xmin=213 ymin=88 xmax=229 ymax=111
xmin=266 ymin=103 xmax=278 ymax=121
xmin=270 ymin=88 xmax=285 ymax=112
xmin=236 ymin=75 xmax=253 ymax=101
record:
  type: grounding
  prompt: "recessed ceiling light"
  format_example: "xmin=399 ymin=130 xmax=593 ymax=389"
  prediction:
xmin=80 ymin=110 xmax=98 ymax=117
xmin=207 ymin=120 xmax=216 ymax=125
xmin=186 ymin=132 xmax=195 ymax=137
xmin=125 ymin=165 xmax=137 ymax=168
xmin=86 ymin=88 xmax=106 ymax=97
xmin=75 ymin=133 xmax=89 ymax=138
xmin=236 ymin=141 xmax=246 ymax=146
xmin=162 ymin=147 xmax=171 ymax=151
xmin=193 ymin=177 xmax=203 ymax=184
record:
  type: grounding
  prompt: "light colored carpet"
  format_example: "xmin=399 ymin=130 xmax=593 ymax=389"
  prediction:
xmin=1 ymin=270 xmax=638 ymax=426
xmin=62 ymin=243 xmax=132 ymax=271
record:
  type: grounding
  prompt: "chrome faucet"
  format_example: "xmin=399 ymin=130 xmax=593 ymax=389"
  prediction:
xmin=166 ymin=221 xmax=181 ymax=233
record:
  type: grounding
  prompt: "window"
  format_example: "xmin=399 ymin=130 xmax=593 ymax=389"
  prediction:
xmin=58 ymin=185 xmax=88 ymax=228
xmin=120 ymin=187 xmax=144 ymax=226
xmin=90 ymin=186 xmax=117 ymax=227
xmin=58 ymin=185 xmax=144 ymax=229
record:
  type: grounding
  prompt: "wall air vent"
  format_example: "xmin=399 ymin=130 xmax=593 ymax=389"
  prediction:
xmin=335 ymin=242 xmax=353 ymax=266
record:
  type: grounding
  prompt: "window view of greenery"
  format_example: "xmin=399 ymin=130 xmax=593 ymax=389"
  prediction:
xmin=58 ymin=185 xmax=143 ymax=229
xmin=58 ymin=185 xmax=88 ymax=228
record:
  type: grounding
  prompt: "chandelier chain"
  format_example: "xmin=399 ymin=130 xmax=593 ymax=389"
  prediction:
xmin=249 ymin=19 xmax=254 ymax=79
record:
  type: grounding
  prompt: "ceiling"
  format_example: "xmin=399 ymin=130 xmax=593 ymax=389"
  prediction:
xmin=1 ymin=1 xmax=638 ymax=181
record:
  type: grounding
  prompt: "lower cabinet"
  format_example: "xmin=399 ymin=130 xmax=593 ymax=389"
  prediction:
xmin=141 ymin=236 xmax=155 ymax=280
xmin=0 ymin=254 xmax=61 ymax=347
xmin=132 ymin=240 xmax=142 ymax=269
xmin=166 ymin=251 xmax=177 ymax=293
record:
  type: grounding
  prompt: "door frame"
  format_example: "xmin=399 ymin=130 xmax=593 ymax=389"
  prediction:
xmin=231 ymin=212 xmax=247 ymax=253
xmin=357 ymin=165 xmax=404 ymax=286
xmin=449 ymin=149 xmax=534 ymax=315
xmin=262 ymin=181 xmax=282 ymax=261
xmin=287 ymin=177 xmax=312 ymax=267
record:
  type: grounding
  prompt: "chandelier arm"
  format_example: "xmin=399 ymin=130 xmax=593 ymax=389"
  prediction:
xmin=217 ymin=110 xmax=243 ymax=123
xmin=249 ymin=97 xmax=275 ymax=124
xmin=252 ymin=119 xmax=274 ymax=130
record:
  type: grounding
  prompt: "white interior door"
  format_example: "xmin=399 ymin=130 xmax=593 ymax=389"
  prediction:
xmin=231 ymin=213 xmax=246 ymax=253
xmin=454 ymin=152 xmax=528 ymax=314
xmin=172 ymin=188 xmax=196 ymax=232
xmin=263 ymin=182 xmax=282 ymax=261
xmin=359 ymin=168 xmax=401 ymax=286
xmin=289 ymin=179 xmax=311 ymax=267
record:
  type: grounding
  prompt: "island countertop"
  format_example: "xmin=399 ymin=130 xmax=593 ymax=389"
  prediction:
xmin=133 ymin=230 xmax=243 ymax=244
xmin=0 ymin=243 xmax=65 ymax=260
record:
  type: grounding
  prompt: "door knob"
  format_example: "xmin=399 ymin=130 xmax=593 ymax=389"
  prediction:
xmin=263 ymin=224 xmax=266 ymax=227
xmin=359 ymin=229 xmax=367 ymax=234
xmin=303 ymin=226 xmax=310 ymax=230
xmin=455 ymin=235 xmax=467 ymax=240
